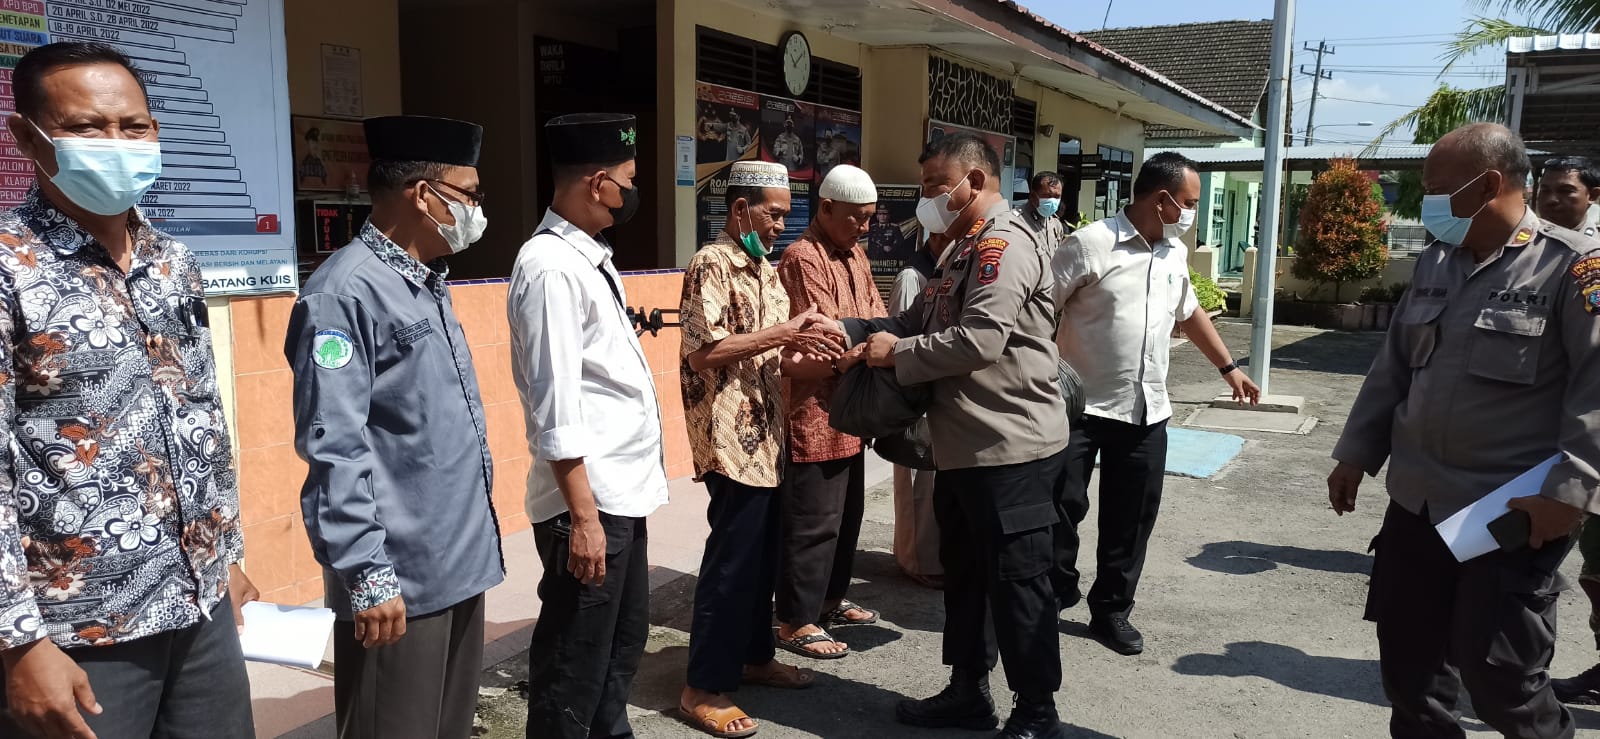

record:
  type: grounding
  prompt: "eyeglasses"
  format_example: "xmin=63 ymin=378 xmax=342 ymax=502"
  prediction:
xmin=427 ymin=179 xmax=486 ymax=207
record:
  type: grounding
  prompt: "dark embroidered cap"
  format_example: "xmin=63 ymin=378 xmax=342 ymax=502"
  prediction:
xmin=363 ymin=115 xmax=483 ymax=167
xmin=544 ymin=113 xmax=637 ymax=167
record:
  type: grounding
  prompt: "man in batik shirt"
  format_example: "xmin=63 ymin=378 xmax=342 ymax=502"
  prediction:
xmin=0 ymin=41 xmax=256 ymax=739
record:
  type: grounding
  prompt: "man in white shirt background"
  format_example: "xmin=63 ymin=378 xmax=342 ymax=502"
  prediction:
xmin=509 ymin=113 xmax=669 ymax=739
xmin=1051 ymin=152 xmax=1259 ymax=656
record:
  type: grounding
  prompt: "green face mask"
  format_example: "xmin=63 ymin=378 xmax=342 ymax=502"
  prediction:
xmin=737 ymin=208 xmax=770 ymax=259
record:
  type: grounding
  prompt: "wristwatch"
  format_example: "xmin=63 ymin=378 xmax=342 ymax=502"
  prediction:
xmin=1218 ymin=362 xmax=1238 ymax=376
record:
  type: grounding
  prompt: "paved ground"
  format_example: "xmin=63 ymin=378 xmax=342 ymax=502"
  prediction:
xmin=473 ymin=320 xmax=1600 ymax=738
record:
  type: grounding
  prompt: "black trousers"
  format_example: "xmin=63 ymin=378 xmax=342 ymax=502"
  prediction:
xmin=1053 ymin=416 xmax=1168 ymax=619
xmin=935 ymin=450 xmax=1066 ymax=703
xmin=526 ymin=512 xmax=650 ymax=739
xmin=0 ymin=596 xmax=253 ymax=739
xmin=332 ymin=594 xmax=485 ymax=739
xmin=776 ymin=453 xmax=865 ymax=625
xmin=1367 ymin=501 xmax=1574 ymax=739
xmin=686 ymin=473 xmax=781 ymax=692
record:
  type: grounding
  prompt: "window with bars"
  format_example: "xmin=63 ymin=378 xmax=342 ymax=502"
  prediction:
xmin=695 ymin=26 xmax=862 ymax=110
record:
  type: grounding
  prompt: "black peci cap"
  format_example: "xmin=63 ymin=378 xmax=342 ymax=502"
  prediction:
xmin=544 ymin=113 xmax=637 ymax=167
xmin=363 ymin=115 xmax=483 ymax=167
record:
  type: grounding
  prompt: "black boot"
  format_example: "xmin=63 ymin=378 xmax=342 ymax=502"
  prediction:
xmin=896 ymin=668 xmax=999 ymax=729
xmin=995 ymin=697 xmax=1063 ymax=739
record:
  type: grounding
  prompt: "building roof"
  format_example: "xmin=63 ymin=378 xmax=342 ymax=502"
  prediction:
xmin=1506 ymin=34 xmax=1600 ymax=158
xmin=1149 ymin=143 xmax=1435 ymax=172
xmin=977 ymin=2 xmax=1258 ymax=135
xmin=709 ymin=0 xmax=1257 ymax=137
xmin=1081 ymin=19 xmax=1274 ymax=141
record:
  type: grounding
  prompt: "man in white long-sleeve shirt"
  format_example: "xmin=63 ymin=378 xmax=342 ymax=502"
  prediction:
xmin=509 ymin=113 xmax=668 ymax=739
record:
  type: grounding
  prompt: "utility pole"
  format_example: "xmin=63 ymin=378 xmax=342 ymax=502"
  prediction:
xmin=1300 ymin=40 xmax=1334 ymax=146
xmin=1251 ymin=0 xmax=1295 ymax=395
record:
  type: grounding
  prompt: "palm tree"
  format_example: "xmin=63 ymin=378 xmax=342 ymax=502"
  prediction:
xmin=1373 ymin=2 xmax=1600 ymax=216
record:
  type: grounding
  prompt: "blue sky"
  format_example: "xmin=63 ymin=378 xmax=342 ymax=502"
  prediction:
xmin=1026 ymin=0 xmax=1542 ymax=144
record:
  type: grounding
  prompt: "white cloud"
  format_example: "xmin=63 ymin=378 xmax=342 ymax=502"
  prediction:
xmin=1315 ymin=77 xmax=1391 ymax=103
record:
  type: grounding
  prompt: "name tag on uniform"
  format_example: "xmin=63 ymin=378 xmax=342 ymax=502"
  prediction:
xmin=394 ymin=320 xmax=434 ymax=347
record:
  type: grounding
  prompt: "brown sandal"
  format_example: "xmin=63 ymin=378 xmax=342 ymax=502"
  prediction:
xmin=678 ymin=701 xmax=758 ymax=738
xmin=741 ymin=661 xmax=816 ymax=689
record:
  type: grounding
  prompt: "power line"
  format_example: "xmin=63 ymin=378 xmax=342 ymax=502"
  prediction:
xmin=1329 ymin=69 xmax=1502 ymax=77
xmin=1317 ymin=96 xmax=1425 ymax=108
xmin=1300 ymin=32 xmax=1457 ymax=42
xmin=1323 ymin=64 xmax=1501 ymax=69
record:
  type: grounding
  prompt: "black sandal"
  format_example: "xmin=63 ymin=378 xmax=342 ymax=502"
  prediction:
xmin=821 ymin=600 xmax=880 ymax=628
xmin=775 ymin=629 xmax=850 ymax=660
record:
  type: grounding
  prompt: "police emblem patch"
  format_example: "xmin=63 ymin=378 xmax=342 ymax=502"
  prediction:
xmin=1574 ymin=256 xmax=1600 ymax=313
xmin=312 ymin=329 xmax=355 ymax=369
xmin=938 ymin=277 xmax=955 ymax=295
xmin=975 ymin=238 xmax=1008 ymax=286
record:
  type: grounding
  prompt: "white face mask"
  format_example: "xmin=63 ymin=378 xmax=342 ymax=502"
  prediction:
xmin=1162 ymin=192 xmax=1197 ymax=239
xmin=916 ymin=174 xmax=974 ymax=236
xmin=426 ymin=182 xmax=487 ymax=254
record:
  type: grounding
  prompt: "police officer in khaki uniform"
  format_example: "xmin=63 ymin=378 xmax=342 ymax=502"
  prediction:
xmin=1329 ymin=123 xmax=1600 ymax=739
xmin=1020 ymin=171 xmax=1066 ymax=248
xmin=854 ymin=133 xmax=1069 ymax=739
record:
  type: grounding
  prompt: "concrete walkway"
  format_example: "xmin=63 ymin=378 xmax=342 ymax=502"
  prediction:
xmin=251 ymin=454 xmax=894 ymax=738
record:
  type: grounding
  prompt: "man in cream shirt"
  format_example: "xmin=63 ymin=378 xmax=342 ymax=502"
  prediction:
xmin=510 ymin=113 xmax=668 ymax=739
xmin=1051 ymin=152 xmax=1257 ymax=656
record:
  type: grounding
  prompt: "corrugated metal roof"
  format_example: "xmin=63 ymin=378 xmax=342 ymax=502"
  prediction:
xmin=1508 ymin=34 xmax=1600 ymax=53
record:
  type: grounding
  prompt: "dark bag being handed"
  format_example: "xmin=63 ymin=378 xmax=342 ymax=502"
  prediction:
xmin=828 ymin=364 xmax=935 ymax=470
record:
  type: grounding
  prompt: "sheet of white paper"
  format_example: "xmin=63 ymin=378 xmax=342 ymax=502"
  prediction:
xmin=238 ymin=602 xmax=335 ymax=669
xmin=1435 ymin=454 xmax=1561 ymax=562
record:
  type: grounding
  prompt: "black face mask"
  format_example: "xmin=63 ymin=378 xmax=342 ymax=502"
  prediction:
xmin=607 ymin=176 xmax=641 ymax=226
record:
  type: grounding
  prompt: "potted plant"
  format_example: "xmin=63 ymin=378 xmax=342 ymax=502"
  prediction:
xmin=1292 ymin=158 xmax=1389 ymax=331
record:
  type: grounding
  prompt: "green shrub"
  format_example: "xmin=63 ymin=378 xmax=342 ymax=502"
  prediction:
xmin=1190 ymin=268 xmax=1227 ymax=313
xmin=1292 ymin=158 xmax=1388 ymax=302
xmin=1357 ymin=282 xmax=1411 ymax=304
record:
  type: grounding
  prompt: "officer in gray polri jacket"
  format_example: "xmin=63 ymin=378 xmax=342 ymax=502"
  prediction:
xmin=851 ymin=132 xmax=1069 ymax=739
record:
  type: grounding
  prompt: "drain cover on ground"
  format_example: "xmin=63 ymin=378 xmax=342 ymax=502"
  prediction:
xmin=1183 ymin=407 xmax=1318 ymax=435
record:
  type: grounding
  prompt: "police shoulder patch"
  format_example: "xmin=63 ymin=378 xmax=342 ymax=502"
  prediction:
xmin=312 ymin=329 xmax=355 ymax=369
xmin=1513 ymin=227 xmax=1534 ymax=245
xmin=1570 ymin=255 xmax=1600 ymax=281
xmin=976 ymin=239 xmax=1007 ymax=286
xmin=1572 ymin=255 xmax=1600 ymax=314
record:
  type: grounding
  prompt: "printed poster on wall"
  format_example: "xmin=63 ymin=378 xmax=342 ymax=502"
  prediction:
xmin=814 ymin=105 xmax=861 ymax=185
xmin=320 ymin=43 xmax=361 ymax=118
xmin=693 ymin=82 xmax=759 ymax=247
xmin=928 ymin=120 xmax=1016 ymax=207
xmin=758 ymin=96 xmax=813 ymax=255
xmin=292 ymin=117 xmax=368 ymax=193
xmin=868 ymin=185 xmax=922 ymax=279
xmin=0 ymin=0 xmax=298 ymax=296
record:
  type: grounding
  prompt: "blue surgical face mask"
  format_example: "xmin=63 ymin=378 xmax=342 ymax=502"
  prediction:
xmin=1421 ymin=171 xmax=1490 ymax=245
xmin=29 ymin=120 xmax=162 ymax=216
xmin=1036 ymin=197 xmax=1061 ymax=218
